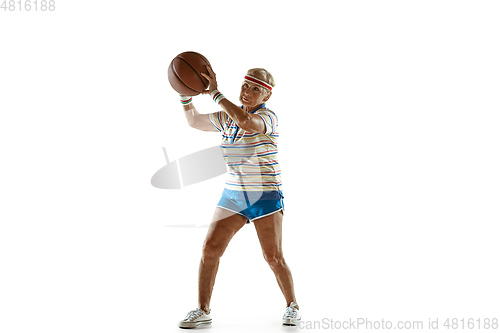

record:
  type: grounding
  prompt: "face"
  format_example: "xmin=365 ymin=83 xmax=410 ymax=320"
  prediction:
xmin=239 ymin=80 xmax=271 ymax=109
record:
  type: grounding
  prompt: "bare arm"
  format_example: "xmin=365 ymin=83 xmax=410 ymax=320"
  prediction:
xmin=200 ymin=66 xmax=267 ymax=134
xmin=218 ymin=99 xmax=266 ymax=134
xmin=182 ymin=99 xmax=218 ymax=132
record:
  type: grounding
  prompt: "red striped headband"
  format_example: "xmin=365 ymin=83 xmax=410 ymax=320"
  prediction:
xmin=244 ymin=75 xmax=273 ymax=91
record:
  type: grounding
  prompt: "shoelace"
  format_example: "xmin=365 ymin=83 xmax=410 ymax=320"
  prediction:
xmin=284 ymin=306 xmax=298 ymax=318
xmin=185 ymin=308 xmax=205 ymax=321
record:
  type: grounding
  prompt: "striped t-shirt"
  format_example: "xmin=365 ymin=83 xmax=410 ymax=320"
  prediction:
xmin=208 ymin=104 xmax=282 ymax=192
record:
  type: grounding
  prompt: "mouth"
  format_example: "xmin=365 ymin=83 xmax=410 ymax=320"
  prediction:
xmin=242 ymin=96 xmax=250 ymax=102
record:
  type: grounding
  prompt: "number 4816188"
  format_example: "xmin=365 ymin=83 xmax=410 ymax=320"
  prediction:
xmin=1 ymin=0 xmax=56 ymax=11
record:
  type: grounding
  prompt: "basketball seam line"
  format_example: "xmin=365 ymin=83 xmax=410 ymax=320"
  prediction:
xmin=172 ymin=61 xmax=198 ymax=95
xmin=176 ymin=56 xmax=207 ymax=93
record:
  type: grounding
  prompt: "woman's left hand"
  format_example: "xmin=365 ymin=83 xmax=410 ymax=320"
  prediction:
xmin=200 ymin=65 xmax=218 ymax=95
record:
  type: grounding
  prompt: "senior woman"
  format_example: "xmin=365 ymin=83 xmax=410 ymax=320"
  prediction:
xmin=177 ymin=66 xmax=300 ymax=328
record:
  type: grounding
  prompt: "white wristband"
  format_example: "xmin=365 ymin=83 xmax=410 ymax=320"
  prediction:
xmin=210 ymin=89 xmax=226 ymax=104
xmin=180 ymin=95 xmax=193 ymax=105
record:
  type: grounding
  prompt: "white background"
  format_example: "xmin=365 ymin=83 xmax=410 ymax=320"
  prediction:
xmin=1 ymin=1 xmax=499 ymax=332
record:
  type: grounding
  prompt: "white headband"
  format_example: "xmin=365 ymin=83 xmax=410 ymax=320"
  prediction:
xmin=244 ymin=75 xmax=273 ymax=91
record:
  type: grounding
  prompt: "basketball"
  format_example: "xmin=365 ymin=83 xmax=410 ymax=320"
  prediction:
xmin=168 ymin=51 xmax=211 ymax=96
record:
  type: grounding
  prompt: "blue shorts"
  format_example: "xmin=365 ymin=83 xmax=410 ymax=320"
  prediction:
xmin=217 ymin=189 xmax=285 ymax=224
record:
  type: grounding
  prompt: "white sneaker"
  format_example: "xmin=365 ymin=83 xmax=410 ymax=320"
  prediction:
xmin=282 ymin=301 xmax=301 ymax=326
xmin=178 ymin=308 xmax=212 ymax=329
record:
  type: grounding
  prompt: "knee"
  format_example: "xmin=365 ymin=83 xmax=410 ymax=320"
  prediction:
xmin=263 ymin=250 xmax=285 ymax=269
xmin=201 ymin=241 xmax=223 ymax=262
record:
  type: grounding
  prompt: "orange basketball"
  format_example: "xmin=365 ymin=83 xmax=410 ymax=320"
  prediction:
xmin=168 ymin=51 xmax=211 ymax=96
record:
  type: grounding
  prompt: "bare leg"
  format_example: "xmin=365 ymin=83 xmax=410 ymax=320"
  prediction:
xmin=198 ymin=208 xmax=246 ymax=313
xmin=253 ymin=211 xmax=298 ymax=308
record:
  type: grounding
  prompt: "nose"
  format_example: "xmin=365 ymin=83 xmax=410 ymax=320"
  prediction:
xmin=242 ymin=86 xmax=250 ymax=96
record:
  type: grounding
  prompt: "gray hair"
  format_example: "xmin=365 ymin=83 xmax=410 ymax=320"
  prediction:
xmin=246 ymin=68 xmax=275 ymax=88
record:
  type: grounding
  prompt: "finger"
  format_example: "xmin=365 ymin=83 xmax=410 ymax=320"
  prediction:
xmin=201 ymin=72 xmax=212 ymax=82
xmin=206 ymin=65 xmax=216 ymax=76
xmin=201 ymin=89 xmax=210 ymax=95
